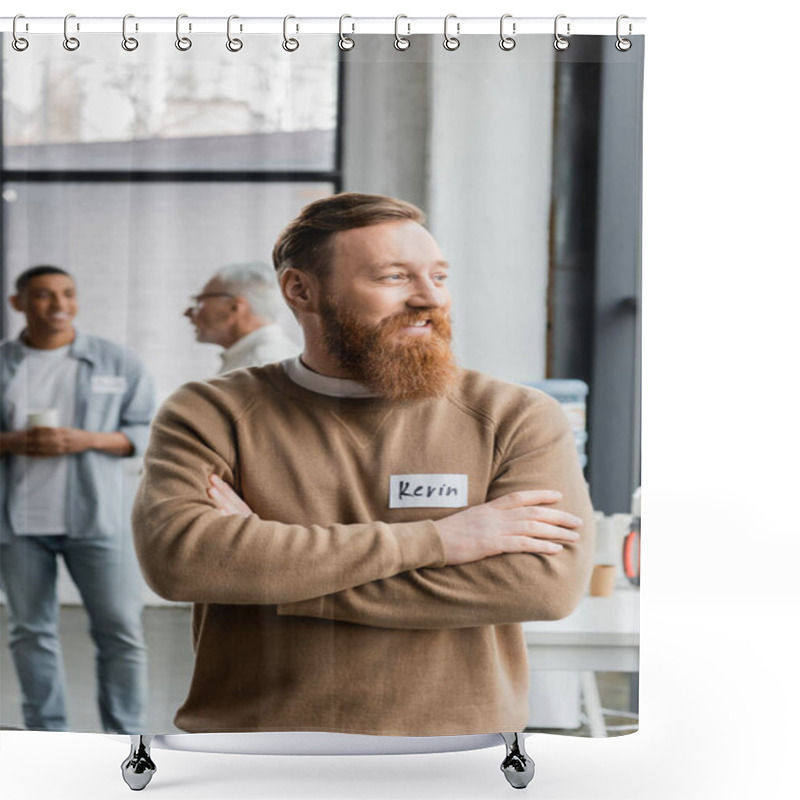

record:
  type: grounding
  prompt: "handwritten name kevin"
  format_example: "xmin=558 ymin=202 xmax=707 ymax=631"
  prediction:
xmin=389 ymin=474 xmax=469 ymax=509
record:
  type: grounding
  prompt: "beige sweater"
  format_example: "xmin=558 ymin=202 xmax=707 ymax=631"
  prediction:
xmin=132 ymin=364 xmax=595 ymax=735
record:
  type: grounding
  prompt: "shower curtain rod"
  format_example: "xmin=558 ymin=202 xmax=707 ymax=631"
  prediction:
xmin=0 ymin=15 xmax=645 ymax=37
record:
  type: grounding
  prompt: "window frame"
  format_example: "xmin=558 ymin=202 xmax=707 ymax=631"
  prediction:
xmin=0 ymin=47 xmax=345 ymax=335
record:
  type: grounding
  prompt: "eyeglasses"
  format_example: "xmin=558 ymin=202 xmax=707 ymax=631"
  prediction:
xmin=186 ymin=292 xmax=235 ymax=312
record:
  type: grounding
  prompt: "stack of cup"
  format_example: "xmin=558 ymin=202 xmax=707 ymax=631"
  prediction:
xmin=589 ymin=564 xmax=617 ymax=597
xmin=589 ymin=514 xmax=617 ymax=597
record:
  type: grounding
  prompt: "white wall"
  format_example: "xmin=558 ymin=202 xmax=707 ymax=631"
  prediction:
xmin=344 ymin=35 xmax=555 ymax=383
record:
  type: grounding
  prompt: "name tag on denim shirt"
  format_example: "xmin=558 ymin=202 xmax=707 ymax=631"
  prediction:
xmin=389 ymin=474 xmax=469 ymax=508
xmin=91 ymin=375 xmax=127 ymax=394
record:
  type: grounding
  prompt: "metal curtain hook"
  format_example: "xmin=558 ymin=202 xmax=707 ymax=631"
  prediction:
xmin=554 ymin=14 xmax=570 ymax=51
xmin=63 ymin=13 xmax=80 ymax=51
xmin=499 ymin=14 xmax=516 ymax=51
xmin=443 ymin=13 xmax=460 ymax=51
xmin=176 ymin=14 xmax=192 ymax=51
xmin=282 ymin=15 xmax=299 ymax=52
xmin=122 ymin=14 xmax=139 ymax=51
xmin=226 ymin=15 xmax=243 ymax=51
xmin=338 ymin=14 xmax=355 ymax=51
xmin=616 ymin=14 xmax=632 ymax=51
xmin=394 ymin=15 xmax=410 ymax=51
xmin=12 ymin=14 xmax=29 ymax=51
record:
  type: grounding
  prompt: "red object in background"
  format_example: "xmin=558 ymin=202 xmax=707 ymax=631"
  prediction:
xmin=623 ymin=518 xmax=640 ymax=586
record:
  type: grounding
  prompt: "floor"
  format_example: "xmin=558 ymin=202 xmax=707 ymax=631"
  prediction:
xmin=1 ymin=605 xmax=636 ymax=736
xmin=0 ymin=605 xmax=191 ymax=733
xmin=531 ymin=671 xmax=636 ymax=738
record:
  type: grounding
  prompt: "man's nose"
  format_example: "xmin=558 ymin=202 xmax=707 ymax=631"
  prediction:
xmin=184 ymin=307 xmax=195 ymax=319
xmin=407 ymin=279 xmax=447 ymax=308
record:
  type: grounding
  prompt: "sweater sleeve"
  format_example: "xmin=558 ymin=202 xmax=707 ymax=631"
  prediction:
xmin=276 ymin=392 xmax=595 ymax=629
xmin=131 ymin=382 xmax=446 ymax=605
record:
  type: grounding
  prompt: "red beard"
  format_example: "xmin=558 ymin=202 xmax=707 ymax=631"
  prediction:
xmin=319 ymin=301 xmax=458 ymax=400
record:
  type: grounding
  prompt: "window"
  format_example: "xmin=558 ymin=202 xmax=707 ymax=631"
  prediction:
xmin=2 ymin=34 xmax=341 ymax=398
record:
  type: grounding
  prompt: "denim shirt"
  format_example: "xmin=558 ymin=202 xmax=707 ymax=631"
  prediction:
xmin=0 ymin=330 xmax=156 ymax=543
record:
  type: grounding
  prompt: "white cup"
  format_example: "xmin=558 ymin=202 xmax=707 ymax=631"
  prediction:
xmin=27 ymin=409 xmax=59 ymax=428
xmin=593 ymin=514 xmax=617 ymax=564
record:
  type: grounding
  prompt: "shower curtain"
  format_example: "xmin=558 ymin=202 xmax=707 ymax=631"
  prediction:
xmin=0 ymin=14 xmax=643 ymax=784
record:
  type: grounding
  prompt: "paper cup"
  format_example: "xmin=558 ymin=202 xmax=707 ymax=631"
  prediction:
xmin=27 ymin=409 xmax=59 ymax=428
xmin=589 ymin=564 xmax=617 ymax=597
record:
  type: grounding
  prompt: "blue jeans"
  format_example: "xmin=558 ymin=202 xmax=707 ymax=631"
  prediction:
xmin=0 ymin=533 xmax=147 ymax=733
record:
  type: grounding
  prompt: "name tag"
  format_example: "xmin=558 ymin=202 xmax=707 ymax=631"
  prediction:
xmin=389 ymin=474 xmax=469 ymax=509
xmin=91 ymin=375 xmax=127 ymax=394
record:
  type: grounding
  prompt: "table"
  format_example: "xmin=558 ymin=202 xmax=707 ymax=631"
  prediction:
xmin=523 ymin=587 xmax=640 ymax=737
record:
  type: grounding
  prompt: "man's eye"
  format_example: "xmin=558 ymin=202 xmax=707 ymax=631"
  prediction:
xmin=433 ymin=274 xmax=449 ymax=283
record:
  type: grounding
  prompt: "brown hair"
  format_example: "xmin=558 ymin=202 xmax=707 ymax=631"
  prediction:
xmin=272 ymin=192 xmax=426 ymax=281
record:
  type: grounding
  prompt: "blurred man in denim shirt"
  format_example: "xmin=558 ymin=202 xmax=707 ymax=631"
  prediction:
xmin=0 ymin=265 xmax=155 ymax=733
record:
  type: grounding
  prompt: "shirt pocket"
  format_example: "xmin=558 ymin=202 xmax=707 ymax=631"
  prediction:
xmin=83 ymin=374 xmax=127 ymax=431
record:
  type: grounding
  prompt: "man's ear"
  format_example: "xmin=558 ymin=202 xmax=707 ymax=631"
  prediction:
xmin=9 ymin=294 xmax=22 ymax=312
xmin=230 ymin=295 xmax=248 ymax=315
xmin=280 ymin=268 xmax=319 ymax=314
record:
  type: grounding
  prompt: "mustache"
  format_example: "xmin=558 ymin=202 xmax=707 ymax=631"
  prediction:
xmin=375 ymin=308 xmax=451 ymax=337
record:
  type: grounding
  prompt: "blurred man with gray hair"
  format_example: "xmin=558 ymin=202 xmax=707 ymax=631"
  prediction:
xmin=185 ymin=263 xmax=298 ymax=374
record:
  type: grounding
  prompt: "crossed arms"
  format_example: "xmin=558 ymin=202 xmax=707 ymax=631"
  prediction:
xmin=132 ymin=379 xmax=595 ymax=629
xmin=209 ymin=476 xmax=591 ymax=628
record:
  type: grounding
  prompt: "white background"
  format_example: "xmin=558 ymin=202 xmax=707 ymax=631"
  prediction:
xmin=2 ymin=1 xmax=799 ymax=799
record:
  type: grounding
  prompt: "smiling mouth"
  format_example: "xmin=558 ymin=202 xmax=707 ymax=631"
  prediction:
xmin=401 ymin=320 xmax=432 ymax=333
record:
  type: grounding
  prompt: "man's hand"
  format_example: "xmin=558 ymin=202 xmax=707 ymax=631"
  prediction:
xmin=0 ymin=427 xmax=95 ymax=457
xmin=0 ymin=430 xmax=30 ymax=456
xmin=434 ymin=490 xmax=582 ymax=566
xmin=207 ymin=474 xmax=254 ymax=517
xmin=30 ymin=427 xmax=96 ymax=456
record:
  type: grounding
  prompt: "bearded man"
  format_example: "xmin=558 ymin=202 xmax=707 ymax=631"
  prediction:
xmin=131 ymin=193 xmax=595 ymax=738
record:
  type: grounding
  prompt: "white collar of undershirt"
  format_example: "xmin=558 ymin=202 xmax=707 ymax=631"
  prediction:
xmin=221 ymin=325 xmax=274 ymax=365
xmin=22 ymin=342 xmax=72 ymax=359
xmin=282 ymin=356 xmax=379 ymax=398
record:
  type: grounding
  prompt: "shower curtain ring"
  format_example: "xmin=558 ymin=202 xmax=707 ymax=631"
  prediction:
xmin=175 ymin=14 xmax=192 ymax=51
xmin=12 ymin=14 xmax=29 ymax=51
xmin=226 ymin=15 xmax=243 ymax=52
xmin=122 ymin=14 xmax=139 ymax=51
xmin=63 ymin=13 xmax=80 ymax=51
xmin=615 ymin=15 xmax=632 ymax=51
xmin=443 ymin=14 xmax=460 ymax=51
xmin=282 ymin=15 xmax=300 ymax=51
xmin=554 ymin=14 xmax=570 ymax=51
xmin=393 ymin=15 xmax=410 ymax=51
xmin=499 ymin=14 xmax=516 ymax=51
xmin=338 ymin=15 xmax=355 ymax=51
